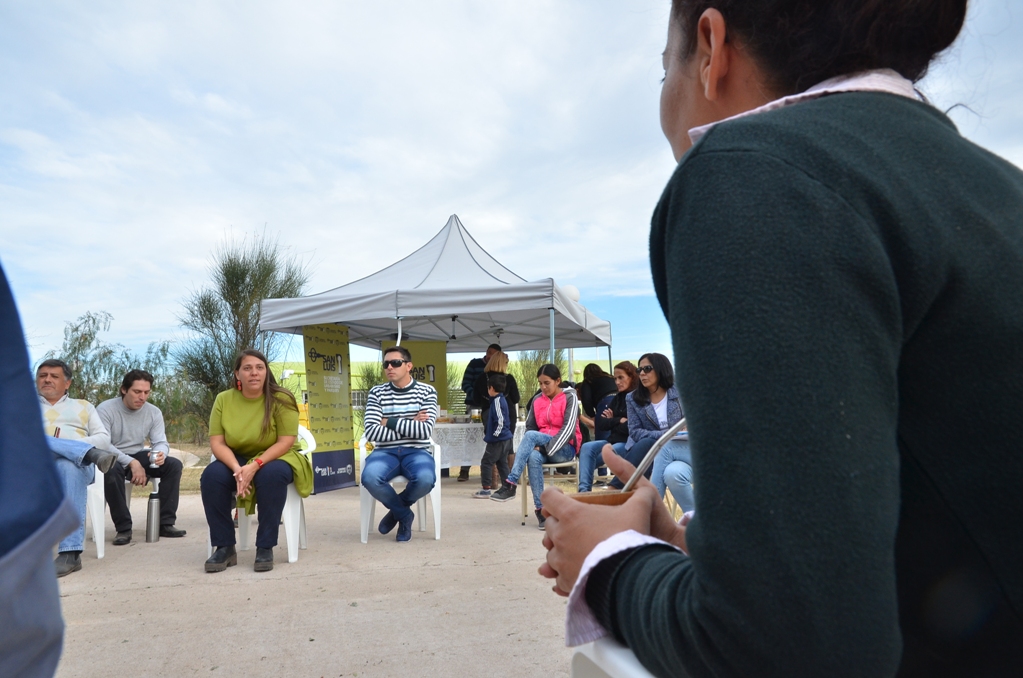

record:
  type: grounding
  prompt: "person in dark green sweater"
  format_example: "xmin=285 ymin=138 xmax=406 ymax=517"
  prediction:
xmin=539 ymin=1 xmax=1023 ymax=676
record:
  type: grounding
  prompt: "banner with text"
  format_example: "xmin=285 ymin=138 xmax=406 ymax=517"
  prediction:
xmin=303 ymin=324 xmax=355 ymax=492
xmin=381 ymin=340 xmax=448 ymax=411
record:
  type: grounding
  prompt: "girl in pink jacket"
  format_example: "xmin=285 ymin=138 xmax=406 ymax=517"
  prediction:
xmin=490 ymin=364 xmax=581 ymax=529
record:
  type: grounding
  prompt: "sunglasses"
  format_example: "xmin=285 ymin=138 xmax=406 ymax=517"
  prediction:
xmin=637 ymin=365 xmax=655 ymax=374
xmin=382 ymin=359 xmax=409 ymax=369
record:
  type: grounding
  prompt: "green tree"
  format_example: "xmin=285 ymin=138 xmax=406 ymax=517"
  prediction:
xmin=176 ymin=231 xmax=310 ymax=420
xmin=42 ymin=311 xmax=170 ymax=404
xmin=508 ymin=348 xmax=567 ymax=395
xmin=351 ymin=360 xmax=386 ymax=441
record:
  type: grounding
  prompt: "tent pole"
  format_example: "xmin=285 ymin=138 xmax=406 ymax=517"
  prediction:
xmin=396 ymin=317 xmax=403 ymax=346
xmin=607 ymin=345 xmax=613 ymax=373
xmin=549 ymin=308 xmax=555 ymax=363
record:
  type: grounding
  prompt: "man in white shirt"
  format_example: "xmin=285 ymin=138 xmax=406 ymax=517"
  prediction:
xmin=98 ymin=369 xmax=185 ymax=545
xmin=37 ymin=359 xmax=119 ymax=577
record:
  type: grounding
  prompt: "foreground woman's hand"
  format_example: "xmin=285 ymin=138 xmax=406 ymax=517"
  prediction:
xmin=538 ymin=448 xmax=688 ymax=595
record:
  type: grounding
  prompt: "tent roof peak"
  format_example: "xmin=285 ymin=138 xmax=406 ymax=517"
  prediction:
xmin=309 ymin=214 xmax=525 ymax=299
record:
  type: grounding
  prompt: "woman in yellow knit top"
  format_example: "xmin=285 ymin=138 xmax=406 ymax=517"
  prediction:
xmin=201 ymin=349 xmax=312 ymax=573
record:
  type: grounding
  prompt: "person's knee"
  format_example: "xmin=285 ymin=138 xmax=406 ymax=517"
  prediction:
xmin=667 ymin=461 xmax=693 ymax=485
xmin=200 ymin=461 xmax=232 ymax=490
xmin=412 ymin=467 xmax=437 ymax=491
xmin=253 ymin=460 xmax=292 ymax=489
xmin=162 ymin=455 xmax=183 ymax=476
xmin=360 ymin=460 xmax=388 ymax=488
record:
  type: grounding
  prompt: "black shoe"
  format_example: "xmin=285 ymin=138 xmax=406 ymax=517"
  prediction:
xmin=396 ymin=514 xmax=413 ymax=543
xmin=113 ymin=530 xmax=132 ymax=545
xmin=457 ymin=467 xmax=470 ymax=482
xmin=160 ymin=525 xmax=186 ymax=538
xmin=490 ymin=483 xmax=516 ymax=502
xmin=84 ymin=447 xmax=119 ymax=474
xmin=204 ymin=545 xmax=237 ymax=573
xmin=378 ymin=509 xmax=398 ymax=535
xmin=254 ymin=547 xmax=274 ymax=572
xmin=535 ymin=509 xmax=546 ymax=531
xmin=54 ymin=552 xmax=82 ymax=577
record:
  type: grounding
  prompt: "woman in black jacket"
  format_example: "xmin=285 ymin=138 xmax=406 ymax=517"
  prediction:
xmin=577 ymin=361 xmax=637 ymax=492
xmin=576 ymin=363 xmax=617 ymax=433
xmin=541 ymin=1 xmax=1023 ymax=676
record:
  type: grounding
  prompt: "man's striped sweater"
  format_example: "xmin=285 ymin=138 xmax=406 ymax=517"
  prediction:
xmin=363 ymin=379 xmax=438 ymax=450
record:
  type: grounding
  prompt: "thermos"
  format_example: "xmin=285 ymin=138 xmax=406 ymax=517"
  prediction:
xmin=146 ymin=477 xmax=161 ymax=543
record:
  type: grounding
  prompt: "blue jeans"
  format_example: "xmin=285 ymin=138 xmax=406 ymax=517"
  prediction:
xmin=578 ymin=440 xmax=627 ymax=492
xmin=507 ymin=431 xmax=575 ymax=509
xmin=651 ymin=439 xmax=694 ymax=512
xmin=361 ymin=446 xmax=437 ymax=524
xmin=49 ymin=439 xmax=95 ymax=553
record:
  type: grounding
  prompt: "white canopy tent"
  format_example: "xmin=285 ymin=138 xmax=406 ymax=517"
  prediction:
xmin=259 ymin=215 xmax=612 ymax=356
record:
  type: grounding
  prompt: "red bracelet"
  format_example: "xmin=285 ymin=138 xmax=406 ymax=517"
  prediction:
xmin=253 ymin=458 xmax=264 ymax=469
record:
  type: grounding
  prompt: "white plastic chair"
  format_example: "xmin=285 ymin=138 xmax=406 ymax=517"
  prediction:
xmin=206 ymin=426 xmax=314 ymax=564
xmin=85 ymin=466 xmax=106 ymax=559
xmin=358 ymin=438 xmax=442 ymax=543
xmin=520 ymin=456 xmax=579 ymax=525
xmin=571 ymin=638 xmax=655 ymax=677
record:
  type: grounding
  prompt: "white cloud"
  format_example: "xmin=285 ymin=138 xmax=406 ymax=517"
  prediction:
xmin=1 ymin=0 xmax=1019 ymax=364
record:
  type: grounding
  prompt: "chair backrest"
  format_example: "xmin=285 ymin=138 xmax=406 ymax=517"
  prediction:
xmin=297 ymin=425 xmax=317 ymax=456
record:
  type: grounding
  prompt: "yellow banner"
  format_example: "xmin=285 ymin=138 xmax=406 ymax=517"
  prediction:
xmin=381 ymin=340 xmax=448 ymax=410
xmin=303 ymin=324 xmax=355 ymax=491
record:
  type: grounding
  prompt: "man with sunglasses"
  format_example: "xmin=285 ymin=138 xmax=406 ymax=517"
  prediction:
xmin=361 ymin=346 xmax=439 ymax=542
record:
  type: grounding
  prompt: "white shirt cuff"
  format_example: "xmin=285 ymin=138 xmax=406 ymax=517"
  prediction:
xmin=564 ymin=530 xmax=682 ymax=647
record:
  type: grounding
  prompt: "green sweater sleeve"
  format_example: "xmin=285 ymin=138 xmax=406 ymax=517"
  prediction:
xmin=606 ymin=146 xmax=906 ymax=677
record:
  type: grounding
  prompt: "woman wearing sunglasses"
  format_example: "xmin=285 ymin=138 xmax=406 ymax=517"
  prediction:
xmin=622 ymin=353 xmax=692 ymax=511
xmin=577 ymin=361 xmax=638 ymax=493
xmin=490 ymin=363 xmax=581 ymax=529
xmin=540 ymin=1 xmax=1023 ymax=675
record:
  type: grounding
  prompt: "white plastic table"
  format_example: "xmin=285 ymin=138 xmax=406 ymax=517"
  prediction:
xmin=432 ymin=423 xmax=524 ymax=468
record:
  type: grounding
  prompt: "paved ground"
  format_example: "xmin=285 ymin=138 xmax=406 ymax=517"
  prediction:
xmin=55 ymin=477 xmax=574 ymax=678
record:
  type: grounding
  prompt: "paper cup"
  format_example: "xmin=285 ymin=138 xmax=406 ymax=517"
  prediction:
xmin=570 ymin=490 xmax=635 ymax=506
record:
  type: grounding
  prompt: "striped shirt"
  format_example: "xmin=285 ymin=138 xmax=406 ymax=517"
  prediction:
xmin=363 ymin=379 xmax=438 ymax=450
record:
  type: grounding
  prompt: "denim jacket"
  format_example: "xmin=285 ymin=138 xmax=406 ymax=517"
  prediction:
xmin=625 ymin=386 xmax=683 ymax=446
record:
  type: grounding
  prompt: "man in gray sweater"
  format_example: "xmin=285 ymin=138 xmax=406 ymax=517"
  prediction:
xmin=98 ymin=369 xmax=185 ymax=544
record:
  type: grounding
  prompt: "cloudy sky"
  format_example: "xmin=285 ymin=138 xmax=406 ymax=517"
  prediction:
xmin=3 ymin=1 xmax=1021 ymax=367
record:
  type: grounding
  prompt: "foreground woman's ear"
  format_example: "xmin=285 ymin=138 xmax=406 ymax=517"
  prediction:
xmin=695 ymin=9 xmax=731 ymax=102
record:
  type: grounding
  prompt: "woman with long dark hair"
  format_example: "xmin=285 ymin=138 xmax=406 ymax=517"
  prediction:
xmin=201 ymin=349 xmax=313 ymax=573
xmin=577 ymin=361 xmax=638 ymax=492
xmin=623 ymin=353 xmax=692 ymax=509
xmin=541 ymin=1 xmax=1023 ymax=675
xmin=490 ymin=363 xmax=581 ymax=529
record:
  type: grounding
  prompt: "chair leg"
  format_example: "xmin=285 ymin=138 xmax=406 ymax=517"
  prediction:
xmin=299 ymin=498 xmax=307 ymax=550
xmin=417 ymin=494 xmax=427 ymax=532
xmin=86 ymin=484 xmax=105 ymax=559
xmin=283 ymin=483 xmax=300 ymax=563
xmin=430 ymin=483 xmax=441 ymax=540
xmin=359 ymin=486 xmax=374 ymax=544
xmin=521 ymin=467 xmax=528 ymax=526
xmin=237 ymin=506 xmax=251 ymax=551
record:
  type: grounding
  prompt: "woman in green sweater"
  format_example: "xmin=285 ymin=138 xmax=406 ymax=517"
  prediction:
xmin=202 ymin=349 xmax=312 ymax=573
xmin=540 ymin=1 xmax=1023 ymax=676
